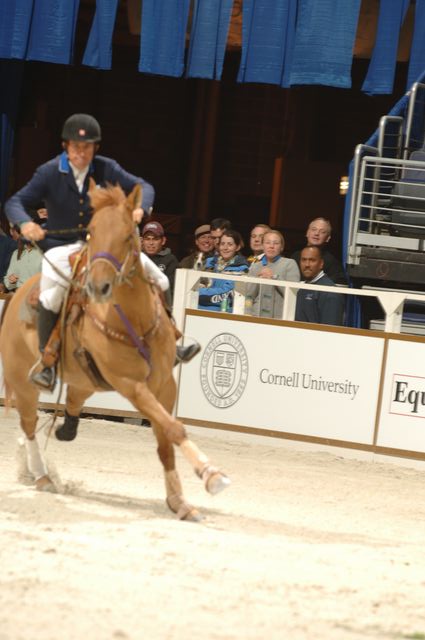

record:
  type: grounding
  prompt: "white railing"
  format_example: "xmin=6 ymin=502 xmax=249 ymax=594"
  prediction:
xmin=173 ymin=268 xmax=425 ymax=334
xmin=349 ymin=155 xmax=425 ymax=257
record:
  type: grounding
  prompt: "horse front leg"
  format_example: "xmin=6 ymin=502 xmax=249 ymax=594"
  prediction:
xmin=55 ymin=385 xmax=92 ymax=441
xmin=128 ymin=381 xmax=230 ymax=505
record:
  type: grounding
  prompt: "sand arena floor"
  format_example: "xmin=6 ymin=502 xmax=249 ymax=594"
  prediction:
xmin=1 ymin=409 xmax=425 ymax=640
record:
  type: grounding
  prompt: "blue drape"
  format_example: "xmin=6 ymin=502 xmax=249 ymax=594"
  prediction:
xmin=186 ymin=0 xmax=233 ymax=80
xmin=407 ymin=0 xmax=425 ymax=90
xmin=0 ymin=61 xmax=24 ymax=209
xmin=0 ymin=0 xmax=34 ymax=59
xmin=289 ymin=0 xmax=361 ymax=88
xmin=26 ymin=0 xmax=80 ymax=64
xmin=82 ymin=0 xmax=119 ymax=70
xmin=139 ymin=0 xmax=191 ymax=77
xmin=362 ymin=0 xmax=410 ymax=95
xmin=237 ymin=0 xmax=297 ymax=87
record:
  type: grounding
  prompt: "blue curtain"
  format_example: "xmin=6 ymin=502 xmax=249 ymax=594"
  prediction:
xmin=237 ymin=0 xmax=297 ymax=87
xmin=289 ymin=0 xmax=361 ymax=88
xmin=407 ymin=0 xmax=425 ymax=90
xmin=26 ymin=0 xmax=80 ymax=64
xmin=139 ymin=0 xmax=191 ymax=77
xmin=362 ymin=0 xmax=410 ymax=95
xmin=82 ymin=0 xmax=119 ymax=70
xmin=0 ymin=0 xmax=34 ymax=59
xmin=0 ymin=61 xmax=24 ymax=209
xmin=186 ymin=0 xmax=233 ymax=80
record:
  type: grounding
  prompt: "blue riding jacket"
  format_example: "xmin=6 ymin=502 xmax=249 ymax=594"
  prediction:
xmin=5 ymin=152 xmax=155 ymax=250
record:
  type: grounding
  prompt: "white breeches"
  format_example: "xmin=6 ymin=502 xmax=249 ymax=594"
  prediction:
xmin=39 ymin=243 xmax=169 ymax=312
xmin=39 ymin=242 xmax=83 ymax=312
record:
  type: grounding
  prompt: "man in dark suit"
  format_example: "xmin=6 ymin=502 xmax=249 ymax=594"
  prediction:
xmin=295 ymin=246 xmax=344 ymax=326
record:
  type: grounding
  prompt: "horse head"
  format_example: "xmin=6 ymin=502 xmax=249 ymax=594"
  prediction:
xmin=85 ymin=180 xmax=142 ymax=303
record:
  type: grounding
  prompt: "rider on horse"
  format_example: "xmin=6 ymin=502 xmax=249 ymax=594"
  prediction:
xmin=5 ymin=113 xmax=199 ymax=391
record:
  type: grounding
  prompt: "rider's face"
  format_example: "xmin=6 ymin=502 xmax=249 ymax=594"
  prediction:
xmin=65 ymin=141 xmax=96 ymax=170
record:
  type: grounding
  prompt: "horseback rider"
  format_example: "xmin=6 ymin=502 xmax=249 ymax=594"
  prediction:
xmin=5 ymin=113 xmax=199 ymax=391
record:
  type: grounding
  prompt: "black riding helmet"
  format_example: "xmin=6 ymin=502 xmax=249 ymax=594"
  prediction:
xmin=61 ymin=113 xmax=101 ymax=142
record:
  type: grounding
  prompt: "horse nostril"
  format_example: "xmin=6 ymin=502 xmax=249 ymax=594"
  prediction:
xmin=101 ymin=282 xmax=111 ymax=297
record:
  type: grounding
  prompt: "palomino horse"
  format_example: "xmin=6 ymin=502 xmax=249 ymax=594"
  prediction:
xmin=0 ymin=183 xmax=229 ymax=520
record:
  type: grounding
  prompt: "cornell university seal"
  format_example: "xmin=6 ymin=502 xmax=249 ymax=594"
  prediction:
xmin=200 ymin=333 xmax=248 ymax=408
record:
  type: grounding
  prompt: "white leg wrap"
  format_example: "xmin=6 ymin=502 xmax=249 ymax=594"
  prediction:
xmin=24 ymin=438 xmax=48 ymax=480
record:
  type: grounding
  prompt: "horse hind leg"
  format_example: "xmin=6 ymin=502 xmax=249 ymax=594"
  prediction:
xmin=11 ymin=381 xmax=56 ymax=492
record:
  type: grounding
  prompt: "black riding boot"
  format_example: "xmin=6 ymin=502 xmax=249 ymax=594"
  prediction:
xmin=174 ymin=341 xmax=201 ymax=366
xmin=29 ymin=303 xmax=60 ymax=391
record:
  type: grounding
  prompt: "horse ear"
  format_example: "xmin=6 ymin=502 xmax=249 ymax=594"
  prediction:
xmin=127 ymin=183 xmax=143 ymax=211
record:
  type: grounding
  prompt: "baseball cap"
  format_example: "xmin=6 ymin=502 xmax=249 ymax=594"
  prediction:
xmin=195 ymin=224 xmax=211 ymax=238
xmin=142 ymin=221 xmax=164 ymax=237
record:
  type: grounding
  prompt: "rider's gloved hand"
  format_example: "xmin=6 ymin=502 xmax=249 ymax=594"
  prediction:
xmin=20 ymin=221 xmax=46 ymax=242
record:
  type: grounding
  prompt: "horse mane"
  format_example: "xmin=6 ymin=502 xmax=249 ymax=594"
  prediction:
xmin=89 ymin=183 xmax=127 ymax=213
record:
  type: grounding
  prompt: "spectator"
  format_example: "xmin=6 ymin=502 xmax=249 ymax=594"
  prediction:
xmin=210 ymin=217 xmax=232 ymax=251
xmin=179 ymin=224 xmax=214 ymax=270
xmin=247 ymin=223 xmax=271 ymax=264
xmin=4 ymin=232 xmax=42 ymax=291
xmin=141 ymin=221 xmax=179 ymax=305
xmin=295 ymin=246 xmax=344 ymax=326
xmin=0 ymin=228 xmax=18 ymax=293
xmin=198 ymin=229 xmax=249 ymax=312
xmin=246 ymin=230 xmax=300 ymax=318
xmin=291 ymin=217 xmax=347 ymax=284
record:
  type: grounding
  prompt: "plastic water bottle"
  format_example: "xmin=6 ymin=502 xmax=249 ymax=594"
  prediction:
xmin=220 ymin=296 xmax=228 ymax=312
xmin=195 ymin=252 xmax=203 ymax=270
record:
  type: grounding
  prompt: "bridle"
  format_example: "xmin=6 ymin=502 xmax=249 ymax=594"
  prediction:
xmin=86 ymin=229 xmax=140 ymax=287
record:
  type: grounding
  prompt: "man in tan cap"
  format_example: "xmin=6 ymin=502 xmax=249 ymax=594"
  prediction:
xmin=179 ymin=224 xmax=214 ymax=270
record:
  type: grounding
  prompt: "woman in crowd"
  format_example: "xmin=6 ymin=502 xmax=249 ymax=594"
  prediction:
xmin=4 ymin=232 xmax=42 ymax=291
xmin=198 ymin=229 xmax=249 ymax=312
xmin=246 ymin=229 xmax=300 ymax=318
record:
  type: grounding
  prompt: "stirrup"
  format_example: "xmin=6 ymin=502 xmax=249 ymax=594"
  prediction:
xmin=28 ymin=359 xmax=57 ymax=392
xmin=174 ymin=342 xmax=201 ymax=366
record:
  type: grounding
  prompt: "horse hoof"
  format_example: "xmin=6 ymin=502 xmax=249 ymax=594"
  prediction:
xmin=55 ymin=425 xmax=78 ymax=441
xmin=180 ymin=507 xmax=204 ymax=522
xmin=35 ymin=475 xmax=56 ymax=493
xmin=168 ymin=498 xmax=204 ymax=522
xmin=55 ymin=412 xmax=79 ymax=441
xmin=206 ymin=472 xmax=231 ymax=495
